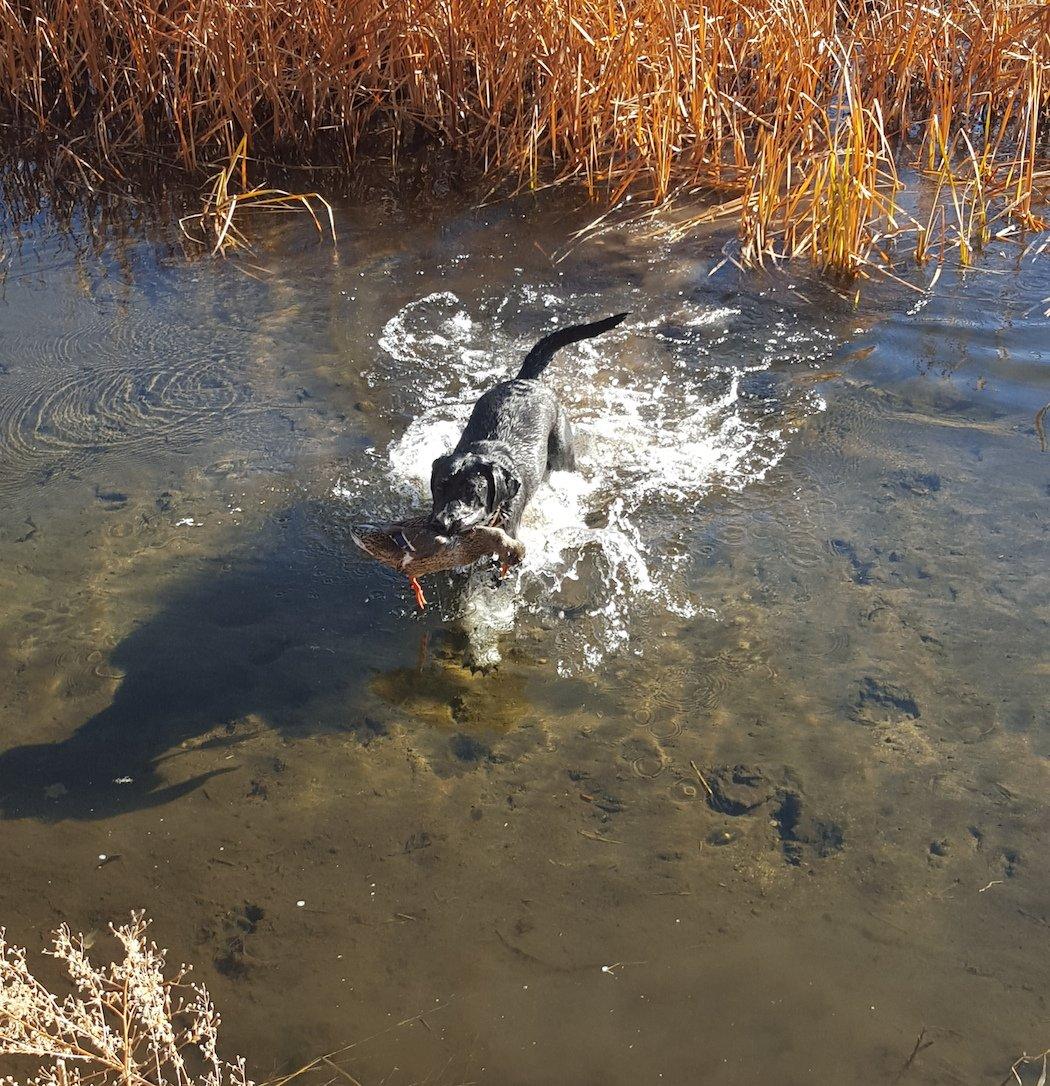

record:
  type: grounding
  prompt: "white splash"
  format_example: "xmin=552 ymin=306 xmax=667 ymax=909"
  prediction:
xmin=336 ymin=290 xmax=822 ymax=671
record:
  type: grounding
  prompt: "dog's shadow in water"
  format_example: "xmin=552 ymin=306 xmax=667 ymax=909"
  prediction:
xmin=0 ymin=501 xmax=490 ymax=822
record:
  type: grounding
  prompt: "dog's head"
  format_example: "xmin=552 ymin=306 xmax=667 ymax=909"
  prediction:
xmin=430 ymin=451 xmax=521 ymax=535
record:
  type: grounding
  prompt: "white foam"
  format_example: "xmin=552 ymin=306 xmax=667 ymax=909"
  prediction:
xmin=337 ymin=291 xmax=824 ymax=670
xmin=376 ymin=292 xmax=506 ymax=406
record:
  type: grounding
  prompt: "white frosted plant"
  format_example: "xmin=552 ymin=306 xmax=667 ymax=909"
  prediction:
xmin=0 ymin=913 xmax=250 ymax=1086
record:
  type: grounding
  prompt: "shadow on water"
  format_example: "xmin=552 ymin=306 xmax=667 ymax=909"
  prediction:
xmin=0 ymin=499 xmax=557 ymax=822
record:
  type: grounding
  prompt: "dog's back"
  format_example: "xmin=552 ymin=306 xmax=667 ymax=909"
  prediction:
xmin=454 ymin=311 xmax=630 ymax=450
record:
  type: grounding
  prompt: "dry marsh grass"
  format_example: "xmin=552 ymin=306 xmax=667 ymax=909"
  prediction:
xmin=0 ymin=916 xmax=407 ymax=1086
xmin=0 ymin=0 xmax=1047 ymax=275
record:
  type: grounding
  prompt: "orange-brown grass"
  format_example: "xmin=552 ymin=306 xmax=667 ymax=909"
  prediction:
xmin=0 ymin=0 xmax=1047 ymax=276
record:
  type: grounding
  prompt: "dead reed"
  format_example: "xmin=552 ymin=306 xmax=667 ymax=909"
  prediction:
xmin=178 ymin=136 xmax=335 ymax=256
xmin=0 ymin=0 xmax=1047 ymax=275
xmin=0 ymin=915 xmax=409 ymax=1086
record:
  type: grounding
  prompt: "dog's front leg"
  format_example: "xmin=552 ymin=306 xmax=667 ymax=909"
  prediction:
xmin=546 ymin=407 xmax=577 ymax=472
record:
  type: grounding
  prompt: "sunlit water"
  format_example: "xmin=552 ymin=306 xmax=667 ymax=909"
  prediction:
xmin=1 ymin=180 xmax=1048 ymax=1085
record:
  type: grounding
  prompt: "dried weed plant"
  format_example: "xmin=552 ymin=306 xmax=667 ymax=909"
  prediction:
xmin=0 ymin=913 xmax=250 ymax=1086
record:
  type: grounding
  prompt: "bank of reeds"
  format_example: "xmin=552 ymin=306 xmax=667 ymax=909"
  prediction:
xmin=0 ymin=0 xmax=1047 ymax=275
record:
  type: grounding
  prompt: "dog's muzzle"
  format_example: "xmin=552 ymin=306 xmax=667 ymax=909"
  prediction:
xmin=432 ymin=503 xmax=486 ymax=536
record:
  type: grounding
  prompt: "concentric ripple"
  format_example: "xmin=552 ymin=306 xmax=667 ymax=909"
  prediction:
xmin=0 ymin=356 xmax=253 ymax=486
xmin=0 ymin=267 xmax=268 ymax=495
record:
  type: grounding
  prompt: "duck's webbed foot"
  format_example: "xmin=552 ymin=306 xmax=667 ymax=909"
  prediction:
xmin=408 ymin=576 xmax=428 ymax=610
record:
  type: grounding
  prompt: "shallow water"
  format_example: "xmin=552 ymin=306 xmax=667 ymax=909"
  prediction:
xmin=1 ymin=183 xmax=1048 ymax=1085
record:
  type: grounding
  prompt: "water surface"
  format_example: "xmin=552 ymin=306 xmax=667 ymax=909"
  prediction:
xmin=1 ymin=183 xmax=1048 ymax=1085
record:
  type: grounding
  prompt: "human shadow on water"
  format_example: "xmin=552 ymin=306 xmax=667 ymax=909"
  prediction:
xmin=0 ymin=500 xmax=533 ymax=822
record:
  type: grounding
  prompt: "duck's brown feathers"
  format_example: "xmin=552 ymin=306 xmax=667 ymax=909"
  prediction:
xmin=350 ymin=517 xmax=525 ymax=580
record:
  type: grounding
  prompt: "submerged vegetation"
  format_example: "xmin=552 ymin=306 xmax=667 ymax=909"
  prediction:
xmin=0 ymin=0 xmax=1047 ymax=272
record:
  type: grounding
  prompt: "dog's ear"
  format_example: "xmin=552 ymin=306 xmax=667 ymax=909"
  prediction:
xmin=501 ymin=467 xmax=522 ymax=505
xmin=482 ymin=462 xmax=521 ymax=514
xmin=430 ymin=454 xmax=454 ymax=499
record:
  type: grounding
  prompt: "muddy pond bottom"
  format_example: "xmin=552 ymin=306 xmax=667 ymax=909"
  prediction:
xmin=0 ymin=185 xmax=1048 ymax=1086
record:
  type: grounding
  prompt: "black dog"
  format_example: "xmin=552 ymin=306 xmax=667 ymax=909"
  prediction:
xmin=429 ymin=313 xmax=628 ymax=538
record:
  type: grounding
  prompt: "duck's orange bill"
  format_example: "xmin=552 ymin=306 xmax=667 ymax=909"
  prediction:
xmin=409 ymin=576 xmax=427 ymax=610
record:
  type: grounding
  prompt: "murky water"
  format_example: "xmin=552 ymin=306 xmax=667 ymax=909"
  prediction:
xmin=1 ymin=181 xmax=1048 ymax=1085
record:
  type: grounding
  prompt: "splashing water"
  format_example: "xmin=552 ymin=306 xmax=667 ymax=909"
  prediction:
xmin=335 ymin=290 xmax=825 ymax=670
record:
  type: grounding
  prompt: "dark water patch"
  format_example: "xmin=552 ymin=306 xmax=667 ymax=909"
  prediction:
xmin=705 ymin=764 xmax=775 ymax=816
xmin=94 ymin=485 xmax=128 ymax=508
xmin=450 ymin=733 xmax=492 ymax=763
xmin=773 ymin=792 xmax=845 ymax=865
xmin=830 ymin=537 xmax=875 ymax=585
xmin=852 ymin=677 xmax=921 ymax=723
xmin=889 ymin=470 xmax=942 ymax=497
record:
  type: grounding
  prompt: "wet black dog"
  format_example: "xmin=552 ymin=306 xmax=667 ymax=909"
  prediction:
xmin=429 ymin=313 xmax=628 ymax=538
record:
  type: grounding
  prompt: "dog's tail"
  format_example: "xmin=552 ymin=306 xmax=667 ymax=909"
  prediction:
xmin=515 ymin=312 xmax=629 ymax=380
